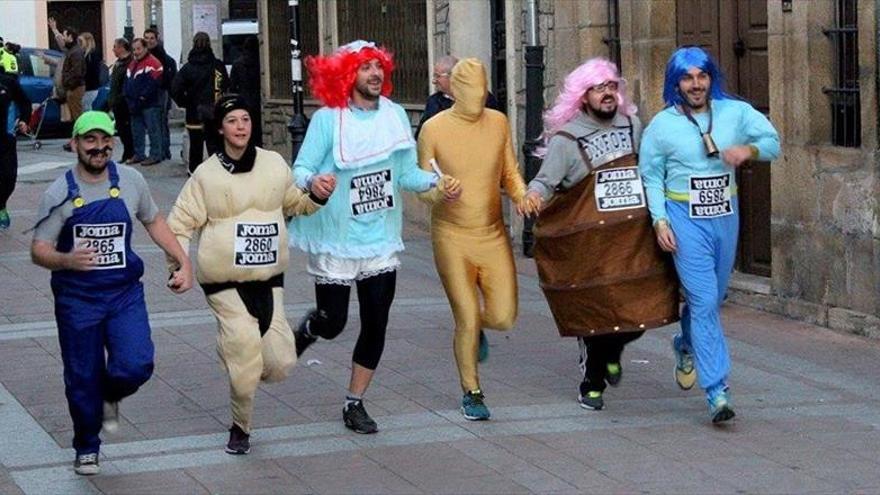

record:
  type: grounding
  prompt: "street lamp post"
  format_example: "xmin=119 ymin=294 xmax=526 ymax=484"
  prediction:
xmin=124 ymin=0 xmax=134 ymax=41
xmin=149 ymin=0 xmax=158 ymax=29
xmin=287 ymin=0 xmax=309 ymax=163
xmin=521 ymin=0 xmax=545 ymax=257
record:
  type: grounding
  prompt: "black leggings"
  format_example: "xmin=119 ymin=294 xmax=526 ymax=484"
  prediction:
xmin=310 ymin=270 xmax=396 ymax=370
xmin=578 ymin=331 xmax=644 ymax=392
xmin=187 ymin=127 xmax=221 ymax=174
xmin=0 ymin=134 xmax=18 ymax=210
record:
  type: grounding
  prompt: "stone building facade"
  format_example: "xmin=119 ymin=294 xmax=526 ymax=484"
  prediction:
xmin=258 ymin=0 xmax=878 ymax=336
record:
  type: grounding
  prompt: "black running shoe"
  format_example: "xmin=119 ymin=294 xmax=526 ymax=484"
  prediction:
xmin=605 ymin=362 xmax=622 ymax=387
xmin=343 ymin=400 xmax=378 ymax=434
xmin=293 ymin=309 xmax=320 ymax=356
xmin=225 ymin=424 xmax=250 ymax=455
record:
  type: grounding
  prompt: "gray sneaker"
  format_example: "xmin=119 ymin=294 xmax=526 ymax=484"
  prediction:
xmin=102 ymin=401 xmax=119 ymax=434
xmin=74 ymin=453 xmax=100 ymax=476
xmin=672 ymin=334 xmax=697 ymax=390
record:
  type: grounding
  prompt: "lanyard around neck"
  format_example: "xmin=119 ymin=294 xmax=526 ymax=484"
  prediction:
xmin=680 ymin=100 xmax=713 ymax=135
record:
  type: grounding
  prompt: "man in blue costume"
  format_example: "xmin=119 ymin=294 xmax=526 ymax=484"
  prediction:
xmin=639 ymin=46 xmax=779 ymax=423
xmin=31 ymin=111 xmax=193 ymax=475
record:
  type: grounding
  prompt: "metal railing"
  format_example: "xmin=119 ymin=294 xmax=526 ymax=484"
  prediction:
xmin=822 ymin=0 xmax=860 ymax=147
xmin=602 ymin=0 xmax=621 ymax=70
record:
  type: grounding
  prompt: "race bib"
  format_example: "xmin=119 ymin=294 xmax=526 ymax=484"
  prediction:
xmin=594 ymin=167 xmax=645 ymax=212
xmin=234 ymin=222 xmax=279 ymax=267
xmin=73 ymin=223 xmax=127 ymax=270
xmin=350 ymin=169 xmax=394 ymax=216
xmin=689 ymin=174 xmax=733 ymax=218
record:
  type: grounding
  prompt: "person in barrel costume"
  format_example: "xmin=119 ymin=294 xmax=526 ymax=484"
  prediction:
xmin=525 ymin=58 xmax=680 ymax=412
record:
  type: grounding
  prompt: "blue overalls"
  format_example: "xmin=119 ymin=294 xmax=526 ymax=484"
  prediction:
xmin=50 ymin=162 xmax=154 ymax=456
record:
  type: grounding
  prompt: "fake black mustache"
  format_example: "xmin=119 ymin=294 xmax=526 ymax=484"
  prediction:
xmin=85 ymin=146 xmax=113 ymax=156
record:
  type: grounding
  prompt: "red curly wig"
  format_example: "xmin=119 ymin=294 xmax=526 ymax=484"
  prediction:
xmin=305 ymin=41 xmax=395 ymax=108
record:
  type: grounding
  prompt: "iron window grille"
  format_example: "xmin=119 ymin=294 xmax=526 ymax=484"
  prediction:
xmin=602 ymin=0 xmax=621 ymax=70
xmin=822 ymin=0 xmax=860 ymax=147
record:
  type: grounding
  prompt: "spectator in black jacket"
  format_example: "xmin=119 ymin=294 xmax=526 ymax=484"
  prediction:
xmin=414 ymin=55 xmax=501 ymax=139
xmin=229 ymin=36 xmax=261 ymax=147
xmin=0 ymin=66 xmax=31 ymax=229
xmin=144 ymin=28 xmax=176 ymax=161
xmin=171 ymin=32 xmax=229 ymax=173
xmin=107 ymin=38 xmax=134 ymax=162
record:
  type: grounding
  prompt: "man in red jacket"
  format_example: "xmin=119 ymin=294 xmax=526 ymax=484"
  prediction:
xmin=124 ymin=38 xmax=164 ymax=166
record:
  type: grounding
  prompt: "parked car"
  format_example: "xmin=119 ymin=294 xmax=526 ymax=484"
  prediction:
xmin=15 ymin=47 xmax=109 ymax=137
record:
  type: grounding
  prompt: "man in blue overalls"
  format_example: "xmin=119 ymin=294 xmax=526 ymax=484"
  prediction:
xmin=30 ymin=111 xmax=193 ymax=475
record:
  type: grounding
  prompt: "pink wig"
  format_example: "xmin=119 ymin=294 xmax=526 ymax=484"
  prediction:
xmin=542 ymin=57 xmax=636 ymax=138
xmin=305 ymin=40 xmax=395 ymax=108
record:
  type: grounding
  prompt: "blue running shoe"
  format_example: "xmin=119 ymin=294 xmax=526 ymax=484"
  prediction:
xmin=672 ymin=334 xmax=697 ymax=390
xmin=0 ymin=209 xmax=9 ymax=230
xmin=478 ymin=331 xmax=489 ymax=362
xmin=708 ymin=388 xmax=736 ymax=424
xmin=461 ymin=390 xmax=490 ymax=420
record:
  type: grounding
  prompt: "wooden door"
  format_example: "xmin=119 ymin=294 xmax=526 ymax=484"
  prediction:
xmin=732 ymin=0 xmax=771 ymax=276
xmin=676 ymin=0 xmax=771 ymax=277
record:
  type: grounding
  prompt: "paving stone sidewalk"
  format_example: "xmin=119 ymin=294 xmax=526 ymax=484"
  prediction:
xmin=1 ymin=134 xmax=879 ymax=494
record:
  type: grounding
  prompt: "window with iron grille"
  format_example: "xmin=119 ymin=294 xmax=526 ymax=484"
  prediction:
xmin=602 ymin=0 xmax=621 ymax=70
xmin=230 ymin=0 xmax=258 ymax=19
xmin=823 ymin=0 xmax=860 ymax=147
xmin=337 ymin=0 xmax=428 ymax=104
xmin=267 ymin=0 xmax=319 ymax=100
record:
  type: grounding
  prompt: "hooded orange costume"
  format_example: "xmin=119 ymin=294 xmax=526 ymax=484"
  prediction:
xmin=417 ymin=59 xmax=530 ymax=405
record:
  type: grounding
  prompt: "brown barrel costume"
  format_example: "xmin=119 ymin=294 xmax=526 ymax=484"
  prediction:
xmin=534 ymin=130 xmax=680 ymax=338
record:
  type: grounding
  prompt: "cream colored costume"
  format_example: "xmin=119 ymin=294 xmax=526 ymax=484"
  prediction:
xmin=167 ymin=148 xmax=321 ymax=432
xmin=417 ymin=59 xmax=528 ymax=393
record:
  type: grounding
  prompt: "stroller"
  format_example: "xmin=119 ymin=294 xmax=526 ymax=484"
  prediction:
xmin=17 ymin=96 xmax=52 ymax=150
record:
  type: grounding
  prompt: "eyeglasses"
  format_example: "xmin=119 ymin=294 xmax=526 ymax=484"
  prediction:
xmin=588 ymin=81 xmax=619 ymax=94
xmin=432 ymin=72 xmax=450 ymax=81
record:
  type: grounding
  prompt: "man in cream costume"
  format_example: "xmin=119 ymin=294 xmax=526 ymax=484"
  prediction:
xmin=290 ymin=40 xmax=459 ymax=434
xmin=417 ymin=58 xmax=536 ymax=421
xmin=167 ymin=95 xmax=333 ymax=454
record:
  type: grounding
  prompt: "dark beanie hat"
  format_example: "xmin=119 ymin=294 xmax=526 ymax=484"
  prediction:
xmin=214 ymin=94 xmax=250 ymax=128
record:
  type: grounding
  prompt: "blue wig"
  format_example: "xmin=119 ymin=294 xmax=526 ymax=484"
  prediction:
xmin=662 ymin=46 xmax=732 ymax=107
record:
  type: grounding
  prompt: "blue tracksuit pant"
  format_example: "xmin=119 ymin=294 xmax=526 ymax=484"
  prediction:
xmin=666 ymin=198 xmax=738 ymax=397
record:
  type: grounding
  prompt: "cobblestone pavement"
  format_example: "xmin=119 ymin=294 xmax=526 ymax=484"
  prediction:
xmin=1 ymin=133 xmax=879 ymax=494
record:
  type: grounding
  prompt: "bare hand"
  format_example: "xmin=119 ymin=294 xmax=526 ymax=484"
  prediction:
xmin=167 ymin=262 xmax=193 ymax=294
xmin=523 ymin=191 xmax=543 ymax=216
xmin=515 ymin=194 xmax=540 ymax=218
xmin=16 ymin=121 xmax=29 ymax=135
xmin=48 ymin=17 xmax=57 ymax=31
xmin=65 ymin=243 xmax=98 ymax=271
xmin=439 ymin=175 xmax=461 ymax=202
xmin=722 ymin=145 xmax=753 ymax=168
xmin=310 ymin=174 xmax=336 ymax=200
xmin=654 ymin=221 xmax=677 ymax=253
